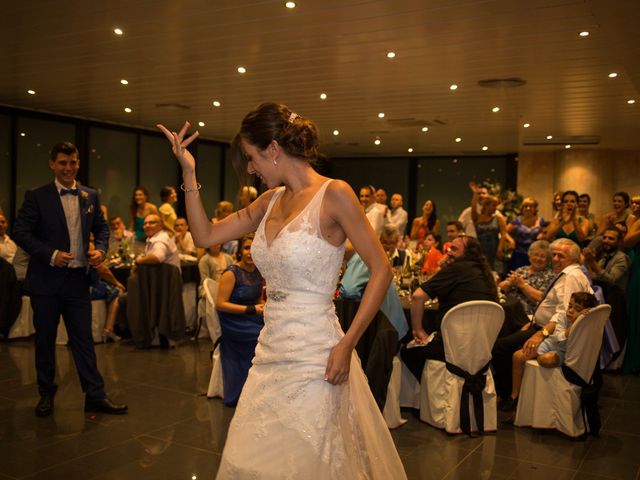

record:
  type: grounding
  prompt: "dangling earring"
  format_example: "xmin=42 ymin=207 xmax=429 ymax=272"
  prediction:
xmin=273 ymin=159 xmax=278 ymax=166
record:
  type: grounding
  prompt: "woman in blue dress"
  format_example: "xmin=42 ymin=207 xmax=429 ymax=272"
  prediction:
xmin=507 ymin=196 xmax=545 ymax=271
xmin=215 ymin=234 xmax=264 ymax=406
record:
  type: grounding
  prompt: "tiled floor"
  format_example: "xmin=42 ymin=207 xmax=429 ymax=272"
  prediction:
xmin=1 ymin=339 xmax=639 ymax=480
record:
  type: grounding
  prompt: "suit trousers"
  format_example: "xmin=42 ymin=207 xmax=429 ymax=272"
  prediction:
xmin=30 ymin=269 xmax=105 ymax=400
xmin=491 ymin=325 xmax=541 ymax=398
xmin=401 ymin=333 xmax=446 ymax=381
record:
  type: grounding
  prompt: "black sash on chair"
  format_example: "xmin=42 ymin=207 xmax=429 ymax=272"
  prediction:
xmin=445 ymin=360 xmax=491 ymax=436
xmin=561 ymin=363 xmax=602 ymax=437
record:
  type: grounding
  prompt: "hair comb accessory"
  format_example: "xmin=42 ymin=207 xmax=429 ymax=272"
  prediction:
xmin=288 ymin=112 xmax=299 ymax=124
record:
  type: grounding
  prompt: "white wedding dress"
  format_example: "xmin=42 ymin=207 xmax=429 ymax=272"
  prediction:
xmin=216 ymin=180 xmax=406 ymax=479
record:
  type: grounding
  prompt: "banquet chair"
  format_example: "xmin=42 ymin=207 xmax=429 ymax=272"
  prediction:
xmin=8 ymin=296 xmax=36 ymax=339
xmin=56 ymin=300 xmax=108 ymax=344
xmin=203 ymin=278 xmax=224 ymax=399
xmin=420 ymin=301 xmax=504 ymax=434
xmin=514 ymin=304 xmax=611 ymax=437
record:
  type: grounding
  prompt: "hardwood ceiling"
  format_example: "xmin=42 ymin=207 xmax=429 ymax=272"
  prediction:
xmin=2 ymin=0 xmax=639 ymax=156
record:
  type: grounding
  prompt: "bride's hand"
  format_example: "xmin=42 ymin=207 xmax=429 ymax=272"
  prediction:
xmin=324 ymin=340 xmax=352 ymax=385
xmin=157 ymin=122 xmax=200 ymax=172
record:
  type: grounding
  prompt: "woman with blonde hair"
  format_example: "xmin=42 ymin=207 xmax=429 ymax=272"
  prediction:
xmin=507 ymin=196 xmax=544 ymax=270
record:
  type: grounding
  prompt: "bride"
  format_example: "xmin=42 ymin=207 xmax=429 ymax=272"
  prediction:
xmin=159 ymin=103 xmax=406 ymax=479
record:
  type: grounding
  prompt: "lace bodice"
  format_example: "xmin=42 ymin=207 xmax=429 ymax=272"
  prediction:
xmin=251 ymin=180 xmax=345 ymax=301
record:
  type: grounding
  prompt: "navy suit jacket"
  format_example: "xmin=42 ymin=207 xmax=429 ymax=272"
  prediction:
xmin=13 ymin=182 xmax=109 ymax=295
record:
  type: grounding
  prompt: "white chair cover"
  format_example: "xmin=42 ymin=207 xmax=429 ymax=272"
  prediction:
xmin=56 ymin=300 xmax=108 ymax=344
xmin=207 ymin=343 xmax=224 ymax=398
xmin=399 ymin=361 xmax=421 ymax=409
xmin=515 ymin=304 xmax=611 ymax=437
xmin=202 ymin=278 xmax=221 ymax=343
xmin=421 ymin=301 xmax=504 ymax=433
xmin=382 ymin=356 xmax=408 ymax=428
xmin=8 ymin=296 xmax=36 ymax=339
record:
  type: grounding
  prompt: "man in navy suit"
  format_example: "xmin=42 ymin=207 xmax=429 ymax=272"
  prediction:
xmin=14 ymin=141 xmax=128 ymax=417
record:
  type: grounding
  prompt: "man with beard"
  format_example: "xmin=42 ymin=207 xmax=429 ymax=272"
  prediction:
xmin=583 ymin=227 xmax=630 ymax=291
xmin=401 ymin=236 xmax=498 ymax=380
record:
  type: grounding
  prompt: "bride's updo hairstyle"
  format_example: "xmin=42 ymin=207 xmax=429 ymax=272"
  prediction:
xmin=231 ymin=103 xmax=319 ymax=181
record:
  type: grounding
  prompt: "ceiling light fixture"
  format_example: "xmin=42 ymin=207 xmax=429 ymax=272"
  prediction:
xmin=320 ymin=93 xmax=327 ymax=100
xmin=523 ymin=123 xmax=530 ymax=128
xmin=449 ymin=84 xmax=458 ymax=90
xmin=333 ymin=130 xmax=339 ymax=136
xmin=628 ymin=99 xmax=636 ymax=104
xmin=237 ymin=66 xmax=246 ymax=74
xmin=482 ymin=146 xmax=488 ymax=151
xmin=378 ymin=112 xmax=385 ymax=118
xmin=455 ymin=137 xmax=462 ymax=143
xmin=492 ymin=106 xmax=500 ymax=113
xmin=114 ymin=28 xmax=123 ymax=35
xmin=608 ymin=72 xmax=618 ymax=78
xmin=120 ymin=79 xmax=128 ymax=85
xmin=579 ymin=31 xmax=589 ymax=37
xmin=285 ymin=1 xmax=296 ymax=8
xmin=421 ymin=127 xmax=428 ymax=132
xmin=124 ymin=107 xmax=132 ymax=113
xmin=27 ymin=89 xmax=36 ymax=95
xmin=407 ymin=148 xmax=413 ymax=153
xmin=374 ymin=139 xmax=381 ymax=145
xmin=20 ymin=132 xmax=26 ymax=137
xmin=386 ymin=52 xmax=396 ymax=59
xmin=546 ymin=135 xmax=553 ymax=139
xmin=565 ymin=144 xmax=571 ymax=149
xmin=198 ymin=122 xmax=205 ymax=127
xmin=212 ymin=100 xmax=221 ymax=107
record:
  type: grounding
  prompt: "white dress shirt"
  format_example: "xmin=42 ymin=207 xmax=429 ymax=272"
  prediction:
xmin=387 ymin=206 xmax=408 ymax=236
xmin=365 ymin=203 xmax=386 ymax=237
xmin=0 ymin=234 xmax=17 ymax=263
xmin=50 ymin=179 xmax=87 ymax=268
xmin=534 ymin=263 xmax=592 ymax=328
xmin=145 ymin=230 xmax=181 ymax=270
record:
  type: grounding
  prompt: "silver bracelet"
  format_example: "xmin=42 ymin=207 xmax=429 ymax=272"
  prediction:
xmin=180 ymin=182 xmax=202 ymax=193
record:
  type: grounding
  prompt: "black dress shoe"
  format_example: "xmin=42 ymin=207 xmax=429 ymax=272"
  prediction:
xmin=35 ymin=395 xmax=54 ymax=417
xmin=85 ymin=397 xmax=128 ymax=415
xmin=500 ymin=396 xmax=518 ymax=412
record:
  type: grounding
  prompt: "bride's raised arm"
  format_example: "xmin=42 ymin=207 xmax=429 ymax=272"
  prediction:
xmin=158 ymin=121 xmax=268 ymax=247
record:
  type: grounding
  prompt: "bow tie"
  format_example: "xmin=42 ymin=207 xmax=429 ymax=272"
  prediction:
xmin=60 ymin=188 xmax=79 ymax=196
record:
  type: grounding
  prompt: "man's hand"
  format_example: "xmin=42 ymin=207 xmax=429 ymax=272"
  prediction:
xmin=87 ymin=250 xmax=104 ymax=266
xmin=523 ymin=332 xmax=544 ymax=355
xmin=53 ymin=251 xmax=74 ymax=267
xmin=412 ymin=328 xmax=430 ymax=345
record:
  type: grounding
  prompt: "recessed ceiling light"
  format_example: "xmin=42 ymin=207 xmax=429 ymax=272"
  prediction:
xmin=455 ymin=137 xmax=462 ymax=143
xmin=628 ymin=99 xmax=636 ymax=104
xmin=237 ymin=66 xmax=246 ymax=74
xmin=124 ymin=107 xmax=132 ymax=113
xmin=332 ymin=130 xmax=339 ymax=136
xmin=198 ymin=121 xmax=205 ymax=127
xmin=285 ymin=1 xmax=296 ymax=8
xmin=482 ymin=146 xmax=488 ymax=151
xmin=120 ymin=79 xmax=128 ymax=85
xmin=492 ymin=106 xmax=500 ymax=113
xmin=407 ymin=148 xmax=413 ymax=153
xmin=386 ymin=51 xmax=396 ymax=59
xmin=374 ymin=139 xmax=381 ymax=145
xmin=378 ymin=112 xmax=385 ymax=118
xmin=565 ymin=144 xmax=571 ymax=149
xmin=212 ymin=100 xmax=221 ymax=107
xmin=546 ymin=135 xmax=553 ymax=139
xmin=27 ymin=89 xmax=36 ymax=95
xmin=579 ymin=31 xmax=589 ymax=37
xmin=320 ymin=93 xmax=327 ymax=100
xmin=523 ymin=123 xmax=530 ymax=128
xmin=608 ymin=72 xmax=618 ymax=78
xmin=113 ymin=28 xmax=123 ymax=36
xmin=20 ymin=132 xmax=26 ymax=137
xmin=450 ymin=84 xmax=458 ymax=90
xmin=421 ymin=127 xmax=428 ymax=132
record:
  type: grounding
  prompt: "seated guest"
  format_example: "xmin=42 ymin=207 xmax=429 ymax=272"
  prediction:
xmin=499 ymin=240 xmax=554 ymax=315
xmin=339 ymin=241 xmax=409 ymax=341
xmin=198 ymin=244 xmax=234 ymax=295
xmin=410 ymin=199 xmax=439 ymax=246
xmin=158 ymin=186 xmax=178 ymax=234
xmin=237 ymin=185 xmax=257 ymax=209
xmin=545 ymin=190 xmax=589 ymax=244
xmin=443 ymin=220 xmax=464 ymax=254
xmin=596 ymin=192 xmax=630 ymax=237
xmin=583 ymin=227 xmax=631 ymax=291
xmin=136 ymin=214 xmax=180 ymax=271
xmin=507 ymin=196 xmax=545 ymax=271
xmin=360 ymin=185 xmax=386 ymax=237
xmin=0 ymin=213 xmax=17 ymax=263
xmin=502 ymin=292 xmax=599 ymax=411
xmin=174 ymin=217 xmax=198 ymax=257
xmin=471 ymin=183 xmax=511 ymax=270
xmin=212 ymin=200 xmax=238 ymax=257
xmin=401 ymin=236 xmax=499 ymax=380
xmin=578 ymin=193 xmax=598 ymax=245
xmin=216 ymin=234 xmax=264 ymax=406
xmin=420 ymin=232 xmax=444 ymax=277
xmin=492 ymin=238 xmax=592 ymax=400
xmin=107 ymin=216 xmax=133 ymax=258
xmin=129 ymin=186 xmax=158 ymax=249
xmin=379 ymin=226 xmax=411 ymax=270
xmin=387 ymin=193 xmax=408 ymax=236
